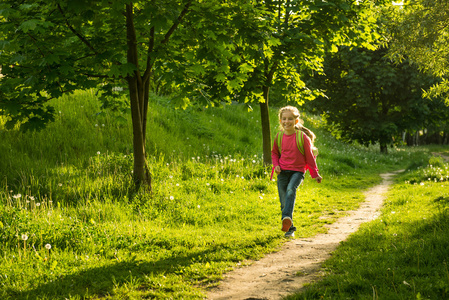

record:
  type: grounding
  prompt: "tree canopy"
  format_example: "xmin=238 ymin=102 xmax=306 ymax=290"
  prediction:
xmin=385 ymin=0 xmax=449 ymax=102
xmin=210 ymin=0 xmax=386 ymax=165
xmin=0 ymin=0 xmax=262 ymax=188
xmin=0 ymin=0 xmax=393 ymax=187
xmin=306 ymin=46 xmax=440 ymax=152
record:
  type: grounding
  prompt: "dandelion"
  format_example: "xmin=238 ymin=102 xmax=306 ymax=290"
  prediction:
xmin=420 ymin=182 xmax=424 ymax=186
xmin=259 ymin=196 xmax=263 ymax=200
xmin=21 ymin=234 xmax=29 ymax=258
xmin=95 ymin=124 xmax=98 ymax=127
xmin=206 ymin=183 xmax=210 ymax=186
xmin=45 ymin=244 xmax=51 ymax=250
xmin=97 ymin=151 xmax=101 ymax=155
xmin=169 ymin=196 xmax=174 ymax=200
xmin=197 ymin=205 xmax=201 ymax=209
xmin=29 ymin=196 xmax=35 ymax=201
xmin=35 ymin=203 xmax=41 ymax=207
xmin=58 ymin=183 xmax=63 ymax=187
xmin=13 ymin=194 xmax=22 ymax=199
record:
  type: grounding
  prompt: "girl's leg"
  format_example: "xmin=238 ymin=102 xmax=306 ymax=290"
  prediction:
xmin=281 ymin=171 xmax=304 ymax=221
xmin=277 ymin=171 xmax=290 ymax=215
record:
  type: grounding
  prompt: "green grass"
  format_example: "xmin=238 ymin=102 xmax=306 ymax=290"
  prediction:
xmin=289 ymin=157 xmax=449 ymax=300
xmin=0 ymin=90 xmax=442 ymax=299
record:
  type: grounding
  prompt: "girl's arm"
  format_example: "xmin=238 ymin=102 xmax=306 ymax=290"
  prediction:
xmin=303 ymin=134 xmax=320 ymax=179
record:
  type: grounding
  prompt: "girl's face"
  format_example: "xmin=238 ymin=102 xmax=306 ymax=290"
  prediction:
xmin=280 ymin=110 xmax=298 ymax=132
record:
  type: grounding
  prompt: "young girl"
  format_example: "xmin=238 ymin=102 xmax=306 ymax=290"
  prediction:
xmin=271 ymin=106 xmax=322 ymax=237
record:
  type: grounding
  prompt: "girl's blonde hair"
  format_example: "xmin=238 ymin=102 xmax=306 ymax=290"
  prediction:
xmin=278 ymin=106 xmax=316 ymax=144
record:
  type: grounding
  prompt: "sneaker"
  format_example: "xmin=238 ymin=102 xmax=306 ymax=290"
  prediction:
xmin=281 ymin=217 xmax=292 ymax=232
xmin=285 ymin=230 xmax=295 ymax=238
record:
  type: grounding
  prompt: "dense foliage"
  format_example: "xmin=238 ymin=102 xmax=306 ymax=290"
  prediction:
xmin=386 ymin=0 xmax=449 ymax=101
xmin=305 ymin=46 xmax=449 ymax=152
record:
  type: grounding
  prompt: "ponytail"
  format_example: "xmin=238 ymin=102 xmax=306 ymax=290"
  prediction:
xmin=299 ymin=126 xmax=316 ymax=144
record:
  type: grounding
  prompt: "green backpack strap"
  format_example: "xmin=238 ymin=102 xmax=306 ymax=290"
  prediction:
xmin=275 ymin=130 xmax=305 ymax=155
xmin=296 ymin=131 xmax=305 ymax=155
xmin=276 ymin=131 xmax=283 ymax=154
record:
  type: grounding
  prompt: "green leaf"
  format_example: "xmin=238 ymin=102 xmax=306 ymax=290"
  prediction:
xmin=120 ymin=63 xmax=138 ymax=77
xmin=239 ymin=63 xmax=254 ymax=73
xmin=107 ymin=65 xmax=121 ymax=78
xmin=214 ymin=73 xmax=227 ymax=83
xmin=18 ymin=19 xmax=40 ymax=33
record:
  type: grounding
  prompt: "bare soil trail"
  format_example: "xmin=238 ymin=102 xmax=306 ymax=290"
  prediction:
xmin=432 ymin=152 xmax=449 ymax=162
xmin=207 ymin=171 xmax=403 ymax=300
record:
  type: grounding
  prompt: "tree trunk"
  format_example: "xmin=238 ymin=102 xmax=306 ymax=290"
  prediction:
xmin=126 ymin=4 xmax=151 ymax=189
xmin=260 ymin=86 xmax=272 ymax=166
xmin=380 ymin=143 xmax=388 ymax=154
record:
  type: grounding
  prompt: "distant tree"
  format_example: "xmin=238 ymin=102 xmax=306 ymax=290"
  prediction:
xmin=385 ymin=0 xmax=449 ymax=102
xmin=0 ymin=0 xmax=262 ymax=189
xmin=307 ymin=46 xmax=438 ymax=153
xmin=216 ymin=0 xmax=387 ymax=165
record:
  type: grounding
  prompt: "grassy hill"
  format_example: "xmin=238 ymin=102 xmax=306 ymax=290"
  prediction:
xmin=0 ymin=90 xmax=448 ymax=299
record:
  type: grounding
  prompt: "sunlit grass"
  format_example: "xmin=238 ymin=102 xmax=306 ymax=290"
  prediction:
xmin=0 ymin=90 xmax=437 ymax=299
xmin=289 ymin=156 xmax=449 ymax=300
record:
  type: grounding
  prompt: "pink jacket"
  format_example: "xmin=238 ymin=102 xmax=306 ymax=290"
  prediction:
xmin=271 ymin=131 xmax=319 ymax=178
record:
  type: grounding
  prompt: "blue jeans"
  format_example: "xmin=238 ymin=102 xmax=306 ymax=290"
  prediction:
xmin=277 ymin=171 xmax=304 ymax=225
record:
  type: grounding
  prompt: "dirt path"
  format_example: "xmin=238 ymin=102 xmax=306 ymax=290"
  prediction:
xmin=207 ymin=171 xmax=403 ymax=300
xmin=432 ymin=152 xmax=449 ymax=162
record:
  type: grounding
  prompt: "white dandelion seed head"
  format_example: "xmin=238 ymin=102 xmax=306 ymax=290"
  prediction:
xmin=45 ymin=244 xmax=52 ymax=250
xmin=21 ymin=234 xmax=28 ymax=241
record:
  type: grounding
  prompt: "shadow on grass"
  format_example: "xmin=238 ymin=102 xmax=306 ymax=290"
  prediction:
xmin=291 ymin=199 xmax=449 ymax=300
xmin=4 ymin=247 xmax=216 ymax=299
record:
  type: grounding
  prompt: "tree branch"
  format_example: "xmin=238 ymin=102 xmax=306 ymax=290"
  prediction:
xmin=143 ymin=26 xmax=155 ymax=83
xmin=57 ymin=4 xmax=99 ymax=55
xmin=161 ymin=0 xmax=193 ymax=45
xmin=143 ymin=0 xmax=192 ymax=83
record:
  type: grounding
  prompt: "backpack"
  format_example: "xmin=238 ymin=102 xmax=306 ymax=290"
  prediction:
xmin=275 ymin=130 xmax=305 ymax=155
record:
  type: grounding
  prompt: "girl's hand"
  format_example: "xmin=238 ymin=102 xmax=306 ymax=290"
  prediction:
xmin=315 ymin=175 xmax=322 ymax=183
xmin=274 ymin=166 xmax=281 ymax=174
